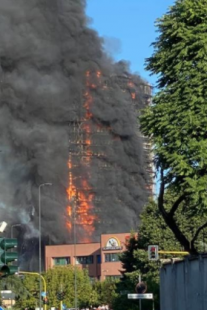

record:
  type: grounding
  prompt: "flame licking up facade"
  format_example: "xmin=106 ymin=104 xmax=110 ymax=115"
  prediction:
xmin=66 ymin=70 xmax=153 ymax=243
xmin=66 ymin=71 xmax=100 ymax=242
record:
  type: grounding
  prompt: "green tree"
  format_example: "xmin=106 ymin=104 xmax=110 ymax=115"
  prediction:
xmin=88 ymin=287 xmax=99 ymax=308
xmin=14 ymin=274 xmax=39 ymax=309
xmin=0 ymin=275 xmax=28 ymax=297
xmin=0 ymin=267 xmax=94 ymax=309
xmin=120 ymin=232 xmax=139 ymax=273
xmin=141 ymin=0 xmax=207 ymax=254
xmin=113 ymin=198 xmax=207 ymax=310
xmin=0 ymin=275 xmax=30 ymax=308
xmin=113 ymin=210 xmax=162 ymax=310
xmin=45 ymin=265 xmax=93 ymax=309
xmin=93 ymin=279 xmax=119 ymax=308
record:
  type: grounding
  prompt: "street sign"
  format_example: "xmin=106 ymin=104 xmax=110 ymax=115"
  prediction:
xmin=135 ymin=282 xmax=147 ymax=294
xmin=128 ymin=293 xmax=153 ymax=300
xmin=1 ymin=290 xmax=12 ymax=294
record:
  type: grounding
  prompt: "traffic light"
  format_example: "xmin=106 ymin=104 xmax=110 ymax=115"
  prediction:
xmin=57 ymin=291 xmax=65 ymax=301
xmin=43 ymin=297 xmax=48 ymax=305
xmin=148 ymin=245 xmax=159 ymax=261
xmin=0 ymin=238 xmax=18 ymax=277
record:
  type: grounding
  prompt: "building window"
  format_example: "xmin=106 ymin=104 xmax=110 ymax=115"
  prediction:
xmin=105 ymin=253 xmax=120 ymax=262
xmin=97 ymin=255 xmax=101 ymax=264
xmin=53 ymin=257 xmax=70 ymax=266
xmin=76 ymin=256 xmax=94 ymax=264
xmin=106 ymin=275 xmax=122 ymax=282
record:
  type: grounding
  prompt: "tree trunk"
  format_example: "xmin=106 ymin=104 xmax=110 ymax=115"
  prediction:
xmin=161 ymin=211 xmax=198 ymax=255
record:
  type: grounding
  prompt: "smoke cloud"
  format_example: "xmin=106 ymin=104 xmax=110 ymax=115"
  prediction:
xmin=0 ymin=0 xmax=151 ymax=269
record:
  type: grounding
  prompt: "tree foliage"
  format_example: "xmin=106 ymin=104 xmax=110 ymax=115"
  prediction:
xmin=141 ymin=0 xmax=207 ymax=254
xmin=93 ymin=279 xmax=118 ymax=308
xmin=45 ymin=266 xmax=93 ymax=309
xmin=0 ymin=275 xmax=31 ymax=309
xmin=0 ymin=267 xmax=121 ymax=309
xmin=113 ymin=227 xmax=160 ymax=310
xmin=113 ymin=198 xmax=207 ymax=310
xmin=3 ymin=274 xmax=39 ymax=310
xmin=0 ymin=266 xmax=95 ymax=309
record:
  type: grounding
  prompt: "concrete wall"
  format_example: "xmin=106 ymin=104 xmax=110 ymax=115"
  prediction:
xmin=160 ymin=255 xmax=207 ymax=310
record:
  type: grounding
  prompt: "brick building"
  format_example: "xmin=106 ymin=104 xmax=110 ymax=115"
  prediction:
xmin=45 ymin=233 xmax=129 ymax=281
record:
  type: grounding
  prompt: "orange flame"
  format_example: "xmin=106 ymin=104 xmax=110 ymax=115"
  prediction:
xmin=128 ymin=81 xmax=135 ymax=88
xmin=131 ymin=93 xmax=136 ymax=99
xmin=66 ymin=71 xmax=102 ymax=242
xmin=97 ymin=71 xmax=101 ymax=78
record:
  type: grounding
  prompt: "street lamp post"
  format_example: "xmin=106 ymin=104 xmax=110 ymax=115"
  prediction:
xmin=70 ymin=196 xmax=77 ymax=310
xmin=73 ymin=197 xmax=77 ymax=310
xmin=39 ymin=183 xmax=52 ymax=310
xmin=11 ymin=224 xmax=21 ymax=238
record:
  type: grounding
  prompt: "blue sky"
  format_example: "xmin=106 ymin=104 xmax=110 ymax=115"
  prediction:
xmin=86 ymin=0 xmax=175 ymax=88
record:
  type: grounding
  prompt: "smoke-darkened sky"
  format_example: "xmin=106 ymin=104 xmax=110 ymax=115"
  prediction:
xmin=0 ymin=1 xmax=152 ymax=271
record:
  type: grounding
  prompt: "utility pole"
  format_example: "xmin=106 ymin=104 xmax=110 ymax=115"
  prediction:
xmin=60 ymin=283 xmax=63 ymax=310
xmin=39 ymin=183 xmax=52 ymax=310
xmin=73 ymin=196 xmax=77 ymax=310
xmin=139 ymin=275 xmax=142 ymax=310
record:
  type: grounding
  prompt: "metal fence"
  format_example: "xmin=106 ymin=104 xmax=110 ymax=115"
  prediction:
xmin=160 ymin=254 xmax=207 ymax=310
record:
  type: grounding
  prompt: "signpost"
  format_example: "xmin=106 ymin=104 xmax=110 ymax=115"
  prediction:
xmin=127 ymin=294 xmax=155 ymax=310
xmin=128 ymin=293 xmax=153 ymax=299
xmin=1 ymin=291 xmax=12 ymax=294
xmin=127 ymin=275 xmax=155 ymax=310
xmin=1 ymin=290 xmax=15 ymax=307
xmin=136 ymin=281 xmax=147 ymax=294
xmin=138 ymin=275 xmax=142 ymax=309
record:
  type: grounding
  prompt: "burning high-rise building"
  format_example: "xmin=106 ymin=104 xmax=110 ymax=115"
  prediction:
xmin=0 ymin=0 xmax=153 ymax=269
xmin=66 ymin=69 xmax=152 ymax=243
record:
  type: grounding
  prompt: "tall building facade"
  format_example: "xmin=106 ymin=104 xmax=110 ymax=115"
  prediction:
xmin=66 ymin=70 xmax=153 ymax=243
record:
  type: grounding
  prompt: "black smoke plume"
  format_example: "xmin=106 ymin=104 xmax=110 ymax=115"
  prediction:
xmin=0 ymin=0 xmax=151 ymax=270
